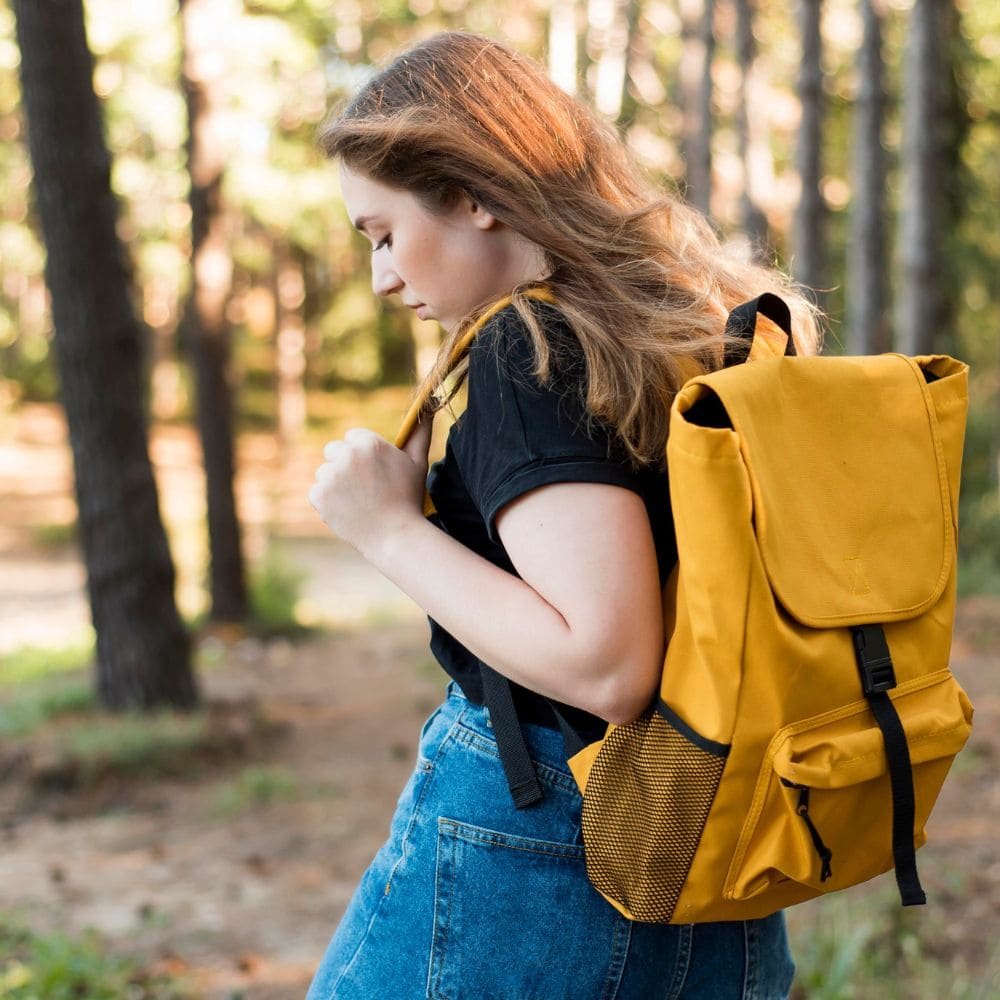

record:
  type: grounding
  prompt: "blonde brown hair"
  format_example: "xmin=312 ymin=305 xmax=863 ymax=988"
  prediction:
xmin=320 ymin=31 xmax=821 ymax=465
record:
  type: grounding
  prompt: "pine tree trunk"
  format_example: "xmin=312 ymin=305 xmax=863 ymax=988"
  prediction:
xmin=734 ymin=0 xmax=769 ymax=257
xmin=679 ymin=0 xmax=715 ymax=216
xmin=792 ymin=0 xmax=827 ymax=308
xmin=847 ymin=0 xmax=888 ymax=354
xmin=14 ymin=0 xmax=196 ymax=709
xmin=895 ymin=0 xmax=951 ymax=356
xmin=180 ymin=0 xmax=247 ymax=622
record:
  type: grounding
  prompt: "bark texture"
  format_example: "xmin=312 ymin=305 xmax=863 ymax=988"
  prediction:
xmin=14 ymin=0 xmax=196 ymax=709
xmin=792 ymin=0 xmax=827 ymax=308
xmin=848 ymin=0 xmax=889 ymax=354
xmin=180 ymin=0 xmax=247 ymax=621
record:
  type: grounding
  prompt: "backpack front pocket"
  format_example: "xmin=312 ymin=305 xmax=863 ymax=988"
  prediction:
xmin=725 ymin=672 xmax=973 ymax=901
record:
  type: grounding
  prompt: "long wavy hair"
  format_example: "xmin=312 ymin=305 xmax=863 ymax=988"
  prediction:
xmin=320 ymin=31 xmax=822 ymax=465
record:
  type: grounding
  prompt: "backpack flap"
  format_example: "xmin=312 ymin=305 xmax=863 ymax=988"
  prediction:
xmin=676 ymin=353 xmax=963 ymax=629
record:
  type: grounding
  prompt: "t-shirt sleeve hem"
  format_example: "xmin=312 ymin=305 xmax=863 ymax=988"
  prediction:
xmin=481 ymin=459 xmax=641 ymax=543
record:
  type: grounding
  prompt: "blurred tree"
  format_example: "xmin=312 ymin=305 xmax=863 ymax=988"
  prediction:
xmin=734 ymin=0 xmax=770 ymax=257
xmin=679 ymin=0 xmax=714 ymax=215
xmin=13 ymin=0 xmax=196 ymax=709
xmin=791 ymin=0 xmax=827 ymax=309
xmin=896 ymin=0 xmax=958 ymax=356
xmin=179 ymin=0 xmax=247 ymax=622
xmin=847 ymin=0 xmax=888 ymax=355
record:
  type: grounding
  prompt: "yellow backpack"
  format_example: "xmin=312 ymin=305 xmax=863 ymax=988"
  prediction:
xmin=564 ymin=293 xmax=973 ymax=922
xmin=398 ymin=290 xmax=973 ymax=924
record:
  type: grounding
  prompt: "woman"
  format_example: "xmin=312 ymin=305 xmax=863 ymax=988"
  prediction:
xmin=307 ymin=30 xmax=819 ymax=1000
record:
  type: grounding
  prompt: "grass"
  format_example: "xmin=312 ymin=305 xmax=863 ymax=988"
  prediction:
xmin=212 ymin=764 xmax=301 ymax=816
xmin=787 ymin=881 xmax=1000 ymax=999
xmin=0 ymin=639 xmax=95 ymax=689
xmin=0 ymin=680 xmax=94 ymax=738
xmin=0 ymin=916 xmax=194 ymax=999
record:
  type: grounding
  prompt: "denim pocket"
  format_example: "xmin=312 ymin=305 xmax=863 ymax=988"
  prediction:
xmin=429 ymin=818 xmax=630 ymax=1000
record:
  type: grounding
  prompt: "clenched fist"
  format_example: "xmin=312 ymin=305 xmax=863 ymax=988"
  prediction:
xmin=308 ymin=418 xmax=433 ymax=559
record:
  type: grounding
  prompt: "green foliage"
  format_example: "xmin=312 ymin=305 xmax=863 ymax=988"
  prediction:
xmin=0 ymin=916 xmax=192 ymax=1000
xmin=0 ymin=679 xmax=93 ymax=738
xmin=212 ymin=763 xmax=300 ymax=816
xmin=787 ymin=885 xmax=1000 ymax=999
xmin=0 ymin=640 xmax=95 ymax=688
xmin=248 ymin=543 xmax=311 ymax=637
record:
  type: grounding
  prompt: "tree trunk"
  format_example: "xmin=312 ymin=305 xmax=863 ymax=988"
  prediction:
xmin=895 ymin=0 xmax=951 ymax=356
xmin=14 ymin=0 xmax=196 ymax=709
xmin=679 ymin=0 xmax=715 ymax=216
xmin=734 ymin=0 xmax=770 ymax=257
xmin=180 ymin=0 xmax=247 ymax=622
xmin=847 ymin=0 xmax=888 ymax=354
xmin=792 ymin=0 xmax=827 ymax=308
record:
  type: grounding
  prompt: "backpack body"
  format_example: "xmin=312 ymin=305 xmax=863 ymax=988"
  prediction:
xmin=566 ymin=343 xmax=973 ymax=923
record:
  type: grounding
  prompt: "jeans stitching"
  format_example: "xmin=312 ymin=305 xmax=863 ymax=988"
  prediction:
xmin=600 ymin=914 xmax=632 ymax=1000
xmin=743 ymin=919 xmax=756 ymax=1000
xmin=663 ymin=924 xmax=693 ymax=1000
xmin=452 ymin=721 xmax=581 ymax=795
xmin=325 ymin=706 xmax=468 ymax=999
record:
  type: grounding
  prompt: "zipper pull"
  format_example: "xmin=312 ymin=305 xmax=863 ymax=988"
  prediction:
xmin=795 ymin=786 xmax=833 ymax=883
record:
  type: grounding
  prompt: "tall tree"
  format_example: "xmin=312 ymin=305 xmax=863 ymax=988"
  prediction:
xmin=679 ymin=0 xmax=715 ymax=215
xmin=791 ymin=0 xmax=827 ymax=308
xmin=13 ymin=0 xmax=196 ymax=709
xmin=734 ymin=0 xmax=770 ymax=256
xmin=847 ymin=0 xmax=889 ymax=354
xmin=179 ymin=0 xmax=247 ymax=622
xmin=895 ymin=0 xmax=953 ymax=355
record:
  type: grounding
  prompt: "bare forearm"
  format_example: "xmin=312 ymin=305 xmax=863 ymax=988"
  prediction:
xmin=363 ymin=516 xmax=622 ymax=716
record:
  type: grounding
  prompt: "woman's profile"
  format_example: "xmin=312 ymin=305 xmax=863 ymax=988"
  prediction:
xmin=307 ymin=30 xmax=819 ymax=999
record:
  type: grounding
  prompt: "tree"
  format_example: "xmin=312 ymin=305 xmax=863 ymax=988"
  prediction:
xmin=13 ymin=0 xmax=196 ymax=709
xmin=734 ymin=0 xmax=770 ymax=257
xmin=179 ymin=0 xmax=247 ymax=622
xmin=847 ymin=0 xmax=889 ymax=354
xmin=895 ymin=0 xmax=954 ymax=356
xmin=679 ymin=0 xmax=715 ymax=216
xmin=791 ymin=0 xmax=827 ymax=308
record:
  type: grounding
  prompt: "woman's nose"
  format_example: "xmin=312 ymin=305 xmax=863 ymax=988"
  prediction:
xmin=372 ymin=257 xmax=403 ymax=298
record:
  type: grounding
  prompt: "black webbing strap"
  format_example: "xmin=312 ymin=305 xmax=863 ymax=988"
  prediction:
xmin=480 ymin=664 xmax=544 ymax=809
xmin=851 ymin=625 xmax=927 ymax=906
xmin=723 ymin=292 xmax=796 ymax=367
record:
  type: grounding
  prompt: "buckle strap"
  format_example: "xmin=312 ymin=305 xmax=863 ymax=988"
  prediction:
xmin=852 ymin=625 xmax=927 ymax=906
xmin=480 ymin=665 xmax=544 ymax=809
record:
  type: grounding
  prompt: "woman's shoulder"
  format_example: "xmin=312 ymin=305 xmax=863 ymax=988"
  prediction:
xmin=470 ymin=295 xmax=582 ymax=390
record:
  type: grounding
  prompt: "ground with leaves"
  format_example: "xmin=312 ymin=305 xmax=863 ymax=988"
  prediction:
xmin=1 ymin=405 xmax=998 ymax=999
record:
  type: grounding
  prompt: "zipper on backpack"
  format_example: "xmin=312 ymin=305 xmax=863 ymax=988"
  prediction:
xmin=782 ymin=779 xmax=833 ymax=882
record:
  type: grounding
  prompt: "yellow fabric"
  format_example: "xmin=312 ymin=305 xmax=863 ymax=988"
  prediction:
xmin=573 ymin=316 xmax=973 ymax=923
xmin=393 ymin=287 xmax=557 ymax=517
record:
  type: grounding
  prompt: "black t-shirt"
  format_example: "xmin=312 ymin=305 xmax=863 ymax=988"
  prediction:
xmin=425 ymin=300 xmax=676 ymax=733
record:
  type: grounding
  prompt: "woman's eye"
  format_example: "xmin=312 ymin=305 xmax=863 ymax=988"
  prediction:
xmin=373 ymin=234 xmax=392 ymax=252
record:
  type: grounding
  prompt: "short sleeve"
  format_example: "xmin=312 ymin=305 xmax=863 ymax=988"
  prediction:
xmin=448 ymin=304 xmax=641 ymax=542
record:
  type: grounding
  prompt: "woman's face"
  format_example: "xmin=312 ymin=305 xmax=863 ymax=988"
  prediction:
xmin=339 ymin=165 xmax=544 ymax=332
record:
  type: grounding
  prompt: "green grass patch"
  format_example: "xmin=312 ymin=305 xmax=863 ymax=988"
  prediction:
xmin=28 ymin=521 xmax=77 ymax=550
xmin=247 ymin=544 xmax=314 ymax=638
xmin=0 ymin=679 xmax=94 ymax=738
xmin=212 ymin=764 xmax=300 ymax=816
xmin=0 ymin=640 xmax=94 ymax=689
xmin=0 ymin=915 xmax=193 ymax=999
xmin=787 ymin=884 xmax=1000 ymax=999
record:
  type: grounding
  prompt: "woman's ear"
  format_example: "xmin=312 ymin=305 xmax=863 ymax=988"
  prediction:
xmin=465 ymin=196 xmax=499 ymax=230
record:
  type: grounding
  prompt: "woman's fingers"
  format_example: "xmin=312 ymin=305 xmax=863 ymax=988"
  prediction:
xmin=401 ymin=411 xmax=433 ymax=469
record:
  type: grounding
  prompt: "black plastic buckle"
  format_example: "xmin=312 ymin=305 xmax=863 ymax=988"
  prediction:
xmin=851 ymin=625 xmax=897 ymax=695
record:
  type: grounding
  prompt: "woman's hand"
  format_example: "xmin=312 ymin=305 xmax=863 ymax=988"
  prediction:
xmin=308 ymin=416 xmax=433 ymax=558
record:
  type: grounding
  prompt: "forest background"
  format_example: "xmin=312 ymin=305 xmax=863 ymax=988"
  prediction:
xmin=0 ymin=0 xmax=997 ymax=998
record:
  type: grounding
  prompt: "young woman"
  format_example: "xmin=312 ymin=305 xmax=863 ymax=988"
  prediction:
xmin=306 ymin=30 xmax=820 ymax=1000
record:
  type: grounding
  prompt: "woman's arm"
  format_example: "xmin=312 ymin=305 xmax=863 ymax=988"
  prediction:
xmin=309 ymin=422 xmax=664 ymax=722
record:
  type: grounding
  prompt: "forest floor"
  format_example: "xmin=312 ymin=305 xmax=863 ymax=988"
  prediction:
xmin=0 ymin=403 xmax=998 ymax=999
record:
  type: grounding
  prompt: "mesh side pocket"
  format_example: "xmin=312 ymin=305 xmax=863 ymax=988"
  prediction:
xmin=580 ymin=704 xmax=729 ymax=923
